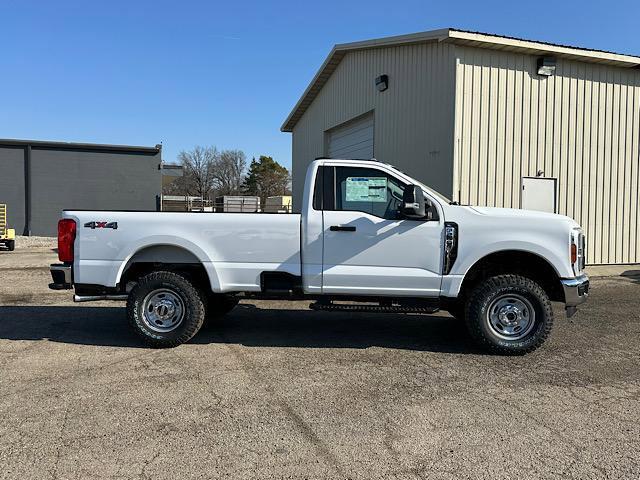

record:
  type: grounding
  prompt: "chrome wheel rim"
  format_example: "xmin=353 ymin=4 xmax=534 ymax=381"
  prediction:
xmin=486 ymin=294 xmax=535 ymax=341
xmin=141 ymin=289 xmax=185 ymax=333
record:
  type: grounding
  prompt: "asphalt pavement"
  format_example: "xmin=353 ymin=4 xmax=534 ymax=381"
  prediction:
xmin=0 ymin=247 xmax=638 ymax=479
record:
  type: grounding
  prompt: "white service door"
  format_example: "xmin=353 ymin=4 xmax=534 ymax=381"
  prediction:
xmin=327 ymin=114 xmax=374 ymax=159
xmin=521 ymin=177 xmax=557 ymax=213
xmin=321 ymin=166 xmax=443 ymax=297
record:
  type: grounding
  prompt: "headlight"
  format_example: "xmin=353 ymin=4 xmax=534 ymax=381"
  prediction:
xmin=571 ymin=229 xmax=585 ymax=275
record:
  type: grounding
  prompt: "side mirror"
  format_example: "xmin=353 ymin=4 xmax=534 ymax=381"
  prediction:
xmin=401 ymin=185 xmax=426 ymax=219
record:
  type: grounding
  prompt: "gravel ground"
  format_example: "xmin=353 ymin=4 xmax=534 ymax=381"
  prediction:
xmin=0 ymin=247 xmax=639 ymax=479
xmin=11 ymin=235 xmax=57 ymax=250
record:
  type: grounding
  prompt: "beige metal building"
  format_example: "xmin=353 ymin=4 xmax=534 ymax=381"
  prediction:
xmin=281 ymin=28 xmax=640 ymax=265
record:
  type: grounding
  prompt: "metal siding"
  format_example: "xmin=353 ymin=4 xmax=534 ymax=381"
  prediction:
xmin=291 ymin=42 xmax=457 ymax=211
xmin=0 ymin=147 xmax=26 ymax=235
xmin=627 ymin=73 xmax=638 ymax=262
xmin=30 ymin=149 xmax=161 ymax=236
xmin=454 ymin=45 xmax=640 ymax=264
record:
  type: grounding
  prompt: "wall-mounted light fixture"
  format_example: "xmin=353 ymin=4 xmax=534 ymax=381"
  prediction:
xmin=537 ymin=57 xmax=556 ymax=76
xmin=375 ymin=74 xmax=389 ymax=92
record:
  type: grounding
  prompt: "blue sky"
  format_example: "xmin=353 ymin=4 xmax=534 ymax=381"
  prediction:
xmin=1 ymin=0 xmax=639 ymax=168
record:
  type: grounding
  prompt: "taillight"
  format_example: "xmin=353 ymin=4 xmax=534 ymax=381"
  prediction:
xmin=58 ymin=219 xmax=76 ymax=263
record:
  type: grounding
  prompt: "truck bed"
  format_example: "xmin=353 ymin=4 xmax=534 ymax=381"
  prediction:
xmin=63 ymin=211 xmax=302 ymax=292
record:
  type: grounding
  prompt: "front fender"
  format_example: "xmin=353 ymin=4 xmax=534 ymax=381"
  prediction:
xmin=441 ymin=239 xmax=572 ymax=299
xmin=452 ymin=240 xmax=571 ymax=278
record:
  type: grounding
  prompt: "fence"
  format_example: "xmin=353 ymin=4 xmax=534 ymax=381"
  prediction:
xmin=160 ymin=195 xmax=292 ymax=213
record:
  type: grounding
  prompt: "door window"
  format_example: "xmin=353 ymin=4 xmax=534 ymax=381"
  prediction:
xmin=334 ymin=167 xmax=406 ymax=220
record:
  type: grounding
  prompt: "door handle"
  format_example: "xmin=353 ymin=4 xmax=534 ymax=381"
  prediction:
xmin=330 ymin=225 xmax=356 ymax=232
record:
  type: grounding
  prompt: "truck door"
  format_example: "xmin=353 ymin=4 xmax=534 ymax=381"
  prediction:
xmin=320 ymin=165 xmax=443 ymax=297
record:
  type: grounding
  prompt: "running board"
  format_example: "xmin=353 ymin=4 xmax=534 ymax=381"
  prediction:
xmin=309 ymin=301 xmax=439 ymax=314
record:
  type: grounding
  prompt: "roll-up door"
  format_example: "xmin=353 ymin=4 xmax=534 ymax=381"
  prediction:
xmin=327 ymin=113 xmax=374 ymax=159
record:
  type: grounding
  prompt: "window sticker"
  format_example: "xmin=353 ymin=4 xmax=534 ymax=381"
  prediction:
xmin=345 ymin=177 xmax=387 ymax=202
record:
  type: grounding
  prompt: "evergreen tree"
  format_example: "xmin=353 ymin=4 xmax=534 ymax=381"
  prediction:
xmin=242 ymin=156 xmax=291 ymax=205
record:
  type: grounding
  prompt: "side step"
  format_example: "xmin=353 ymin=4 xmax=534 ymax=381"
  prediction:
xmin=309 ymin=301 xmax=439 ymax=314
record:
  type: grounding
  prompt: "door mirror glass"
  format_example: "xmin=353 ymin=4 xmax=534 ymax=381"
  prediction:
xmin=400 ymin=185 xmax=426 ymax=219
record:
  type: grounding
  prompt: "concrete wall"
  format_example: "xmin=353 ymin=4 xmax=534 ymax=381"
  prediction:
xmin=0 ymin=144 xmax=161 ymax=236
xmin=453 ymin=45 xmax=640 ymax=264
xmin=291 ymin=41 xmax=457 ymax=210
xmin=0 ymin=147 xmax=26 ymax=234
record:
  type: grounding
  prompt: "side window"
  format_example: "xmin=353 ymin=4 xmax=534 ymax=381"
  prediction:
xmin=312 ymin=166 xmax=323 ymax=210
xmin=334 ymin=167 xmax=406 ymax=220
xmin=312 ymin=166 xmax=335 ymax=211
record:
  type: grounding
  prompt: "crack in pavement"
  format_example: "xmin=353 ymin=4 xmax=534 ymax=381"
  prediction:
xmin=222 ymin=340 xmax=346 ymax=477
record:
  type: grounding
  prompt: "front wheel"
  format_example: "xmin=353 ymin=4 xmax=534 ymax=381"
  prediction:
xmin=127 ymin=271 xmax=206 ymax=348
xmin=6 ymin=240 xmax=15 ymax=251
xmin=466 ymin=274 xmax=553 ymax=355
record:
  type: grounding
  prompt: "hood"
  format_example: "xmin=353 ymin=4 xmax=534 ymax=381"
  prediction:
xmin=463 ymin=206 xmax=579 ymax=228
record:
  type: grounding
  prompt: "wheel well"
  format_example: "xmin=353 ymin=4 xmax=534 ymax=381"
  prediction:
xmin=119 ymin=245 xmax=212 ymax=294
xmin=458 ymin=251 xmax=564 ymax=303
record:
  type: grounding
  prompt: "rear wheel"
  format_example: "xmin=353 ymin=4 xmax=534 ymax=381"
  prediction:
xmin=127 ymin=271 xmax=205 ymax=348
xmin=6 ymin=240 xmax=15 ymax=251
xmin=466 ymin=274 xmax=553 ymax=355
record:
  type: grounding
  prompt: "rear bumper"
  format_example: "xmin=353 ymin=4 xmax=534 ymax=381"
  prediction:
xmin=49 ymin=263 xmax=72 ymax=290
xmin=561 ymin=274 xmax=589 ymax=317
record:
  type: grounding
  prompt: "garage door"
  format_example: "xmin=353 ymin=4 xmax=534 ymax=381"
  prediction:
xmin=327 ymin=113 xmax=374 ymax=159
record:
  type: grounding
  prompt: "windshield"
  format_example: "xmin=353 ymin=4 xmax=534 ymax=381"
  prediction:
xmin=385 ymin=164 xmax=452 ymax=204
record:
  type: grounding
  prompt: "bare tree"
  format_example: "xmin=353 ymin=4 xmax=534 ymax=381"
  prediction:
xmin=213 ymin=150 xmax=247 ymax=196
xmin=178 ymin=146 xmax=218 ymax=200
xmin=162 ymin=172 xmax=190 ymax=196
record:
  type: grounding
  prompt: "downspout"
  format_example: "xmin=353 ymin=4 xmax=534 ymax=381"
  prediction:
xmin=23 ymin=144 xmax=32 ymax=236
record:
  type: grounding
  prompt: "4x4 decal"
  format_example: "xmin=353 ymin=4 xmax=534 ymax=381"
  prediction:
xmin=83 ymin=221 xmax=118 ymax=230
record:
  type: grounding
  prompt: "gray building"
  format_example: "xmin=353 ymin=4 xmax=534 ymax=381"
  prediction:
xmin=0 ymin=139 xmax=162 ymax=236
xmin=281 ymin=28 xmax=640 ymax=265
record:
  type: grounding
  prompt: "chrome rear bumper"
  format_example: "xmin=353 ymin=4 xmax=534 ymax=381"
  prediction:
xmin=49 ymin=263 xmax=72 ymax=290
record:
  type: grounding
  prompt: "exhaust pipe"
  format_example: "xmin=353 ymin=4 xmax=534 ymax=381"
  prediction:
xmin=73 ymin=294 xmax=128 ymax=303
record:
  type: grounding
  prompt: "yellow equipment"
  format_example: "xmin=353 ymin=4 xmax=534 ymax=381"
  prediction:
xmin=0 ymin=204 xmax=16 ymax=251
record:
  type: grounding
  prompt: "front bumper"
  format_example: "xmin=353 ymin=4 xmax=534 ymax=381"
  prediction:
xmin=49 ymin=263 xmax=72 ymax=290
xmin=561 ymin=274 xmax=589 ymax=317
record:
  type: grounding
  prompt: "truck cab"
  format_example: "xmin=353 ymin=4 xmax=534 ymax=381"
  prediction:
xmin=300 ymin=160 xmax=445 ymax=297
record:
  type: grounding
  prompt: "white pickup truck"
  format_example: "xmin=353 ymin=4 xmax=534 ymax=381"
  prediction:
xmin=50 ymin=159 xmax=588 ymax=354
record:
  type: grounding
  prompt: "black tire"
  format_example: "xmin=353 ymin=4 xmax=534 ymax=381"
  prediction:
xmin=206 ymin=294 xmax=239 ymax=321
xmin=127 ymin=271 xmax=206 ymax=348
xmin=466 ymin=274 xmax=553 ymax=355
xmin=7 ymin=240 xmax=15 ymax=251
